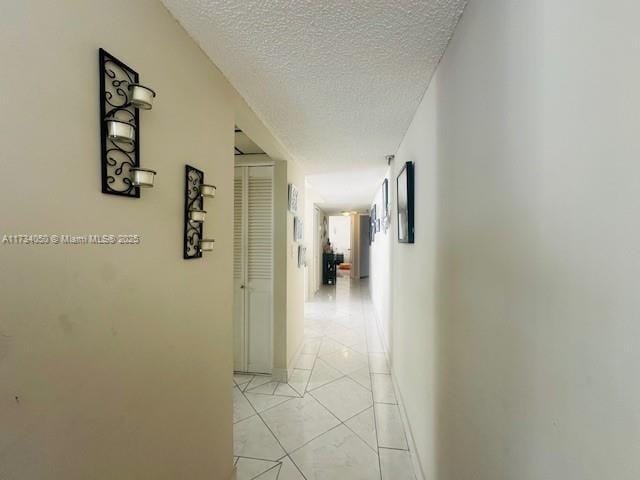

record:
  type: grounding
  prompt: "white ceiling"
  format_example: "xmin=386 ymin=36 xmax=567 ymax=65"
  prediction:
xmin=162 ymin=0 xmax=467 ymax=210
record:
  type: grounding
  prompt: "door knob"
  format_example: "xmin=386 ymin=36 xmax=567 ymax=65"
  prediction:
xmin=240 ymin=285 xmax=245 ymax=289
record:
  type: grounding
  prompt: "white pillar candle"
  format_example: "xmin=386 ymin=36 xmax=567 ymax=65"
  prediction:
xmin=200 ymin=184 xmax=217 ymax=198
xmin=106 ymin=119 xmax=135 ymax=144
xmin=199 ymin=239 xmax=215 ymax=252
xmin=128 ymin=84 xmax=156 ymax=110
xmin=130 ymin=168 xmax=156 ymax=188
xmin=189 ymin=209 xmax=207 ymax=222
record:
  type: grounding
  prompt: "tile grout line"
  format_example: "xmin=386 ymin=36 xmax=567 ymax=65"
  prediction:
xmin=238 ymin=387 xmax=308 ymax=480
xmin=363 ymin=282 xmax=417 ymax=477
xmin=274 ymin=289 xmax=379 ymax=457
xmin=359 ymin=282 xmax=384 ymax=480
xmin=309 ymin=391 xmax=379 ymax=455
xmin=236 ymin=279 xmax=413 ymax=479
xmin=248 ymin=462 xmax=281 ymax=480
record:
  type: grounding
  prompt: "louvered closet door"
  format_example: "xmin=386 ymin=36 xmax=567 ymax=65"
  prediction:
xmin=245 ymin=166 xmax=274 ymax=373
xmin=232 ymin=165 xmax=274 ymax=374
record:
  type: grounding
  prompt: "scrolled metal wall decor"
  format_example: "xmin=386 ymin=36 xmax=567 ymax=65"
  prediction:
xmin=184 ymin=165 xmax=216 ymax=259
xmin=99 ymin=48 xmax=156 ymax=197
xmin=184 ymin=165 xmax=205 ymax=259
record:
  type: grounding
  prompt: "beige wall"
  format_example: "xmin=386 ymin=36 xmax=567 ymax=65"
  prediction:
xmin=272 ymin=159 xmax=288 ymax=374
xmin=285 ymin=160 xmax=306 ymax=368
xmin=0 ymin=1 xmax=285 ymax=478
xmin=372 ymin=0 xmax=640 ymax=479
xmin=303 ymin=184 xmax=325 ymax=301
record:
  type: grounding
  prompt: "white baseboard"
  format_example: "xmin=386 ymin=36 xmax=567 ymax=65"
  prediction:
xmin=288 ymin=336 xmax=307 ymax=379
xmin=272 ymin=367 xmax=288 ymax=383
xmin=273 ymin=336 xmax=306 ymax=383
xmin=370 ymin=305 xmax=426 ymax=480
xmin=228 ymin=465 xmax=237 ymax=480
xmin=389 ymin=366 xmax=427 ymax=480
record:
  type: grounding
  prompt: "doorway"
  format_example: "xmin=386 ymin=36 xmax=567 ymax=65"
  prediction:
xmin=233 ymin=128 xmax=274 ymax=374
xmin=328 ymin=215 xmax=352 ymax=277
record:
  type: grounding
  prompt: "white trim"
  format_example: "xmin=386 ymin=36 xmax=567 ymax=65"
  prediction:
xmin=370 ymin=303 xmax=426 ymax=480
xmin=271 ymin=367 xmax=288 ymax=383
xmin=389 ymin=364 xmax=426 ymax=480
xmin=278 ymin=333 xmax=307 ymax=383
xmin=235 ymin=165 xmax=275 ymax=374
xmin=228 ymin=465 xmax=237 ymax=480
xmin=273 ymin=328 xmax=306 ymax=381
xmin=234 ymin=157 xmax=275 ymax=167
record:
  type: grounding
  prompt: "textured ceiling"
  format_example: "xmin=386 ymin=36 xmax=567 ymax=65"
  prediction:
xmin=162 ymin=0 xmax=467 ymax=210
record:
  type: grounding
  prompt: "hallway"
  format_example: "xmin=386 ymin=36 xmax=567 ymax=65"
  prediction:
xmin=5 ymin=1 xmax=640 ymax=478
xmin=232 ymin=278 xmax=416 ymax=479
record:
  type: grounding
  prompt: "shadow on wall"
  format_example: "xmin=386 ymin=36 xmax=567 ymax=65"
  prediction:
xmin=429 ymin=1 xmax=626 ymax=479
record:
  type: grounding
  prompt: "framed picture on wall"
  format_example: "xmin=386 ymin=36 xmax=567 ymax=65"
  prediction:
xmin=298 ymin=245 xmax=306 ymax=268
xmin=294 ymin=216 xmax=304 ymax=242
xmin=370 ymin=204 xmax=377 ymax=243
xmin=382 ymin=178 xmax=389 ymax=224
xmin=288 ymin=183 xmax=299 ymax=214
xmin=382 ymin=178 xmax=388 ymax=214
xmin=396 ymin=161 xmax=415 ymax=243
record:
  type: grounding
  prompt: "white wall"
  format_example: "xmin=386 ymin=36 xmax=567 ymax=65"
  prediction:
xmin=371 ymin=0 xmax=640 ymax=479
xmin=328 ymin=215 xmax=351 ymax=262
xmin=369 ymin=177 xmax=392 ymax=351
xmin=285 ymin=160 xmax=306 ymax=369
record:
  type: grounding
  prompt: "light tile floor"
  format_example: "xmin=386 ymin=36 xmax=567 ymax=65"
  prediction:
xmin=232 ymin=278 xmax=417 ymax=480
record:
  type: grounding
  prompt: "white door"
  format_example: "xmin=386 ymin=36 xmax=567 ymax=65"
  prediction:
xmin=233 ymin=165 xmax=274 ymax=374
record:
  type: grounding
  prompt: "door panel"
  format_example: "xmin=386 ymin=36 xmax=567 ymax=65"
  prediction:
xmin=233 ymin=165 xmax=274 ymax=374
xmin=247 ymin=281 xmax=272 ymax=372
xmin=246 ymin=166 xmax=273 ymax=373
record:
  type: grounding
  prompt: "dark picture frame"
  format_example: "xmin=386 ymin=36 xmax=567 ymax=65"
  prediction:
xmin=396 ymin=162 xmax=415 ymax=243
xmin=370 ymin=204 xmax=377 ymax=244
xmin=382 ymin=178 xmax=389 ymax=232
xmin=382 ymin=178 xmax=389 ymax=218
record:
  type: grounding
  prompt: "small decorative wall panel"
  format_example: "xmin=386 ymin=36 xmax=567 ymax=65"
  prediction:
xmin=184 ymin=165 xmax=205 ymax=259
xmin=99 ymin=48 xmax=141 ymax=197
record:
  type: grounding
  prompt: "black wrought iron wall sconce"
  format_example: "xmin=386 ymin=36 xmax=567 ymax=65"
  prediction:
xmin=99 ymin=48 xmax=157 ymax=197
xmin=184 ymin=165 xmax=217 ymax=259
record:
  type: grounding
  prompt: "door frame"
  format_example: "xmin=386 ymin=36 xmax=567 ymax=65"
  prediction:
xmin=313 ymin=206 xmax=321 ymax=294
xmin=233 ymin=161 xmax=275 ymax=374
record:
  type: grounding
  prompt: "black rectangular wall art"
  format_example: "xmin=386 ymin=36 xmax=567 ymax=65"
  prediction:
xmin=382 ymin=178 xmax=389 ymax=217
xmin=370 ymin=204 xmax=377 ymax=244
xmin=396 ymin=161 xmax=415 ymax=243
xmin=99 ymin=48 xmax=141 ymax=197
xmin=382 ymin=178 xmax=390 ymax=232
xmin=184 ymin=165 xmax=204 ymax=259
